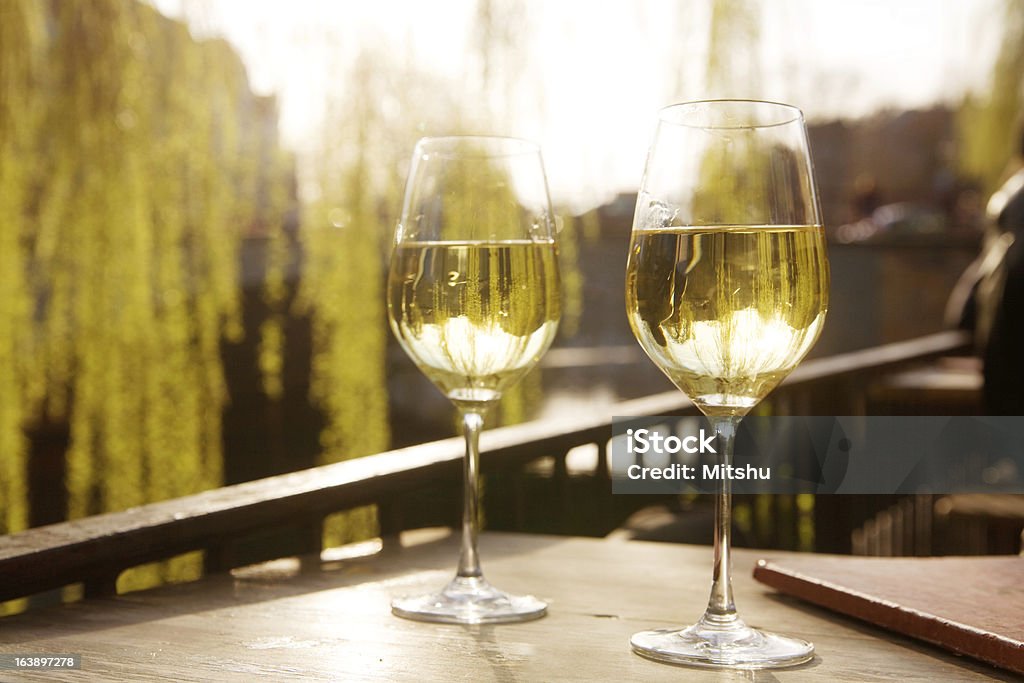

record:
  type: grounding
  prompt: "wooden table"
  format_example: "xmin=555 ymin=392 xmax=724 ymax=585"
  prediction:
xmin=0 ymin=532 xmax=1014 ymax=681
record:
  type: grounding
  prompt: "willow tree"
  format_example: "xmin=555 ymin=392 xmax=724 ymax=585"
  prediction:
xmin=473 ymin=0 xmax=528 ymax=129
xmin=37 ymin=3 xmax=244 ymax=521
xmin=958 ymin=0 xmax=1024 ymax=191
xmin=17 ymin=2 xmax=277 ymax=588
xmin=296 ymin=39 xmax=508 ymax=543
xmin=0 ymin=0 xmax=43 ymax=539
xmin=706 ymin=0 xmax=761 ymax=96
xmin=471 ymin=0 xmax=576 ymax=426
xmin=297 ymin=51 xmax=398 ymax=546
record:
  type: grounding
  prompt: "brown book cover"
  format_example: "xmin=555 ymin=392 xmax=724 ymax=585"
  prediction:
xmin=753 ymin=555 xmax=1024 ymax=675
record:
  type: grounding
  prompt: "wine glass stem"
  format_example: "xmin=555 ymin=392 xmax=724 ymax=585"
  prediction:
xmin=457 ymin=410 xmax=485 ymax=579
xmin=704 ymin=415 xmax=741 ymax=626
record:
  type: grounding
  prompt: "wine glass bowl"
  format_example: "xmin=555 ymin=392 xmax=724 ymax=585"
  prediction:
xmin=627 ymin=224 xmax=828 ymax=416
xmin=388 ymin=136 xmax=560 ymax=624
xmin=388 ymin=240 xmax=560 ymax=408
xmin=625 ymin=100 xmax=828 ymax=668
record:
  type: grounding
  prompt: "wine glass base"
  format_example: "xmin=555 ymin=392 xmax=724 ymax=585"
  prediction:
xmin=630 ymin=620 xmax=813 ymax=669
xmin=391 ymin=575 xmax=547 ymax=625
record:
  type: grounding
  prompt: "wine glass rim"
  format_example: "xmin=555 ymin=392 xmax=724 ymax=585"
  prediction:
xmin=658 ymin=99 xmax=805 ymax=130
xmin=415 ymin=135 xmax=541 ymax=158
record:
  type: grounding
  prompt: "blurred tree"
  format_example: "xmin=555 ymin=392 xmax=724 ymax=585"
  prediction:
xmin=0 ymin=1 xmax=288 ymax=596
xmin=298 ymin=47 xmax=472 ymax=544
xmin=39 ymin=3 xmax=260 ymax=529
xmin=958 ymin=0 xmax=1024 ymax=191
xmin=256 ymin=153 xmax=294 ymax=401
xmin=556 ymin=213 xmax=584 ymax=338
xmin=298 ymin=53 xmax=392 ymax=545
xmin=473 ymin=0 xmax=580 ymax=426
xmin=0 ymin=0 xmax=43 ymax=540
xmin=706 ymin=0 xmax=762 ymax=96
xmin=473 ymin=0 xmax=528 ymax=128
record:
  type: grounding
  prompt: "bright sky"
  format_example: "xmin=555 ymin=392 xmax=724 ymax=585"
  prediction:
xmin=154 ymin=0 xmax=1002 ymax=210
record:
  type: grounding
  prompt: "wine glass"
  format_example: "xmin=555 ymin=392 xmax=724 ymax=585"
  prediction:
xmin=625 ymin=100 xmax=829 ymax=667
xmin=387 ymin=136 xmax=560 ymax=624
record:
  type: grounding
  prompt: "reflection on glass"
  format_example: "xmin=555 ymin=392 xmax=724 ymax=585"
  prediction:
xmin=626 ymin=100 xmax=828 ymax=668
xmin=388 ymin=136 xmax=560 ymax=624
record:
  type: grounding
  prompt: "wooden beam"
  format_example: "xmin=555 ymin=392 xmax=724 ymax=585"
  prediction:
xmin=0 ymin=331 xmax=972 ymax=602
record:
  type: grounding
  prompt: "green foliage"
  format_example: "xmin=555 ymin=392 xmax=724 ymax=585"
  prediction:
xmin=38 ymin=3 xmax=256 ymax=525
xmin=554 ymin=213 xmax=583 ymax=339
xmin=0 ymin=0 xmax=43 ymax=538
xmin=297 ymin=51 xmax=398 ymax=547
xmin=258 ymin=149 xmax=295 ymax=401
xmin=434 ymin=154 xmax=523 ymax=242
xmin=694 ymin=140 xmax=752 ymax=223
xmin=0 ymin=0 xmax=580 ymax=563
xmin=706 ymin=0 xmax=761 ymax=96
xmin=958 ymin=0 xmax=1024 ymax=191
xmin=298 ymin=52 xmax=395 ymax=465
xmin=0 ymin=1 xmax=289 ymax=591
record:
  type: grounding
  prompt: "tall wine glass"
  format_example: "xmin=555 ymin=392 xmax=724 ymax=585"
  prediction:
xmin=625 ymin=100 xmax=829 ymax=668
xmin=387 ymin=136 xmax=560 ymax=624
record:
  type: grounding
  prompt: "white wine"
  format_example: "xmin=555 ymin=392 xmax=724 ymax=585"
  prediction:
xmin=626 ymin=225 xmax=828 ymax=416
xmin=388 ymin=240 xmax=560 ymax=406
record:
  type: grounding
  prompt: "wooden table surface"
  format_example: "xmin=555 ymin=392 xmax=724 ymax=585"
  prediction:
xmin=0 ymin=531 xmax=1014 ymax=682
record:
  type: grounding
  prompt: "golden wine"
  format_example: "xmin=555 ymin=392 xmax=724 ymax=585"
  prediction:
xmin=388 ymin=240 xmax=560 ymax=405
xmin=626 ymin=225 xmax=828 ymax=416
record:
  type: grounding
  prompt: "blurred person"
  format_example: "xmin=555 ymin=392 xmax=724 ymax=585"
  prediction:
xmin=849 ymin=172 xmax=883 ymax=222
xmin=834 ymin=173 xmax=884 ymax=243
xmin=980 ymin=130 xmax=1024 ymax=415
xmin=947 ymin=127 xmax=1024 ymax=414
xmin=933 ymin=142 xmax=986 ymax=235
xmin=951 ymin=185 xmax=986 ymax=235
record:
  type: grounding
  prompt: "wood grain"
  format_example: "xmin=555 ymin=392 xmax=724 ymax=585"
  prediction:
xmin=753 ymin=554 xmax=1024 ymax=675
xmin=0 ymin=533 xmax=1012 ymax=682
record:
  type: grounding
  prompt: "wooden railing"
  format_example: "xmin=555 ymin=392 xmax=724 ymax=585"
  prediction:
xmin=0 ymin=331 xmax=971 ymax=604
